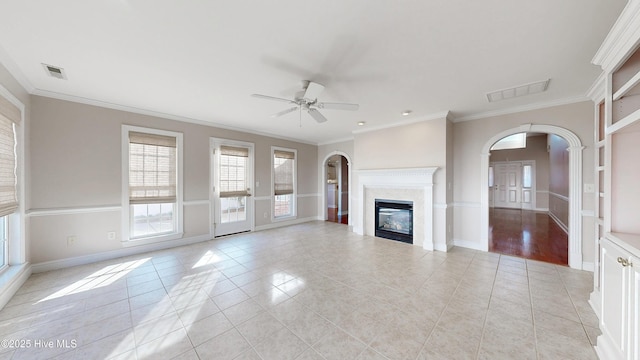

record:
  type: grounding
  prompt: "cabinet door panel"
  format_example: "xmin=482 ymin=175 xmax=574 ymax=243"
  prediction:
xmin=631 ymin=256 xmax=639 ymax=360
xmin=601 ymin=240 xmax=629 ymax=358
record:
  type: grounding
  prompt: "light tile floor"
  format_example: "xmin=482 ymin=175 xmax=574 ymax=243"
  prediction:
xmin=0 ymin=221 xmax=601 ymax=359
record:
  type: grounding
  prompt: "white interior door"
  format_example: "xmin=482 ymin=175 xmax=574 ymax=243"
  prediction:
xmin=211 ymin=139 xmax=254 ymax=237
xmin=494 ymin=162 xmax=522 ymax=209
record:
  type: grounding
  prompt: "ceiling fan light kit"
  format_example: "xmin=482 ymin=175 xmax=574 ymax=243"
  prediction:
xmin=252 ymin=80 xmax=359 ymax=124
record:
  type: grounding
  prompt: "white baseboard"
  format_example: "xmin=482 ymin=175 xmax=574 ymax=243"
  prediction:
xmin=433 ymin=242 xmax=451 ymax=252
xmin=452 ymin=238 xmax=486 ymax=251
xmin=32 ymin=234 xmax=212 ymax=273
xmin=548 ymin=211 xmax=569 ymax=234
xmin=582 ymin=261 xmax=594 ymax=272
xmin=589 ymin=289 xmax=601 ymax=320
xmin=0 ymin=263 xmax=32 ymax=310
xmin=534 ymin=207 xmax=550 ymax=212
xmin=254 ymin=216 xmax=321 ymax=232
xmin=595 ymin=333 xmax=623 ymax=360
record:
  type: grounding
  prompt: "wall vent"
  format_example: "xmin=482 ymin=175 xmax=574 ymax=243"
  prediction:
xmin=42 ymin=63 xmax=67 ymax=80
xmin=486 ymin=79 xmax=549 ymax=102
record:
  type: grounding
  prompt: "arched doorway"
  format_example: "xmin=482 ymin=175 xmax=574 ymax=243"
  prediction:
xmin=322 ymin=152 xmax=351 ymax=225
xmin=480 ymin=124 xmax=584 ymax=269
xmin=488 ymin=132 xmax=569 ymax=265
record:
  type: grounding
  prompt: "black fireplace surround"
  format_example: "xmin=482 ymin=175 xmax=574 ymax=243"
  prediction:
xmin=375 ymin=199 xmax=413 ymax=244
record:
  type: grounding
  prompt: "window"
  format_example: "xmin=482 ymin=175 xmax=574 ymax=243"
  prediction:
xmin=123 ymin=127 xmax=183 ymax=241
xmin=491 ymin=132 xmax=527 ymax=150
xmin=273 ymin=148 xmax=296 ymax=218
xmin=0 ymin=216 xmax=6 ymax=269
xmin=0 ymin=93 xmax=19 ymax=269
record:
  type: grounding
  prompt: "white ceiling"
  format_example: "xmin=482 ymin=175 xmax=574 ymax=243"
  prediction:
xmin=0 ymin=0 xmax=626 ymax=144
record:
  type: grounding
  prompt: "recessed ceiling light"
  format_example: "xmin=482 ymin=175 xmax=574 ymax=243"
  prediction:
xmin=357 ymin=121 xmax=365 ymax=126
xmin=402 ymin=110 xmax=412 ymax=116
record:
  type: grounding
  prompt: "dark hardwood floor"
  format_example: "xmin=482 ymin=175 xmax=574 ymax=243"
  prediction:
xmin=327 ymin=207 xmax=348 ymax=225
xmin=489 ymin=208 xmax=568 ymax=265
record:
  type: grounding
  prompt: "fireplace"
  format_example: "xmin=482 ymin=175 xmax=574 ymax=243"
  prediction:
xmin=375 ymin=199 xmax=413 ymax=244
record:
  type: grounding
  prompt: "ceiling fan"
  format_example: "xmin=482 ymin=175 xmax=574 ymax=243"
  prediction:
xmin=251 ymin=80 xmax=359 ymax=123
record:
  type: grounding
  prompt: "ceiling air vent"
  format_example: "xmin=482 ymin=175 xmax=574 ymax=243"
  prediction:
xmin=42 ymin=63 xmax=67 ymax=80
xmin=486 ymin=79 xmax=549 ymax=103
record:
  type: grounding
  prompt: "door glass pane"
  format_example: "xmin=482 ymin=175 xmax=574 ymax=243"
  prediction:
xmin=221 ymin=197 xmax=246 ymax=224
xmin=219 ymin=148 xmax=248 ymax=224
xmin=523 ymin=165 xmax=532 ymax=188
xmin=488 ymin=166 xmax=494 ymax=187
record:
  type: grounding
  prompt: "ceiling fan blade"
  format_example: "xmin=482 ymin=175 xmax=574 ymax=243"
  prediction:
xmin=303 ymin=81 xmax=325 ymax=100
xmin=307 ymin=108 xmax=328 ymax=123
xmin=271 ymin=107 xmax=298 ymax=118
xmin=317 ymin=102 xmax=359 ymax=111
xmin=251 ymin=94 xmax=294 ymax=104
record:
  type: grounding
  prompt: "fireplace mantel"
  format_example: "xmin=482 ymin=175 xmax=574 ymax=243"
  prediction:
xmin=355 ymin=167 xmax=438 ymax=251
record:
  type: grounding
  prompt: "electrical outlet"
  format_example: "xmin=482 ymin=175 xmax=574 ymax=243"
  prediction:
xmin=107 ymin=231 xmax=116 ymax=240
xmin=584 ymin=184 xmax=595 ymax=193
xmin=67 ymin=236 xmax=76 ymax=246
xmin=264 ymin=212 xmax=268 ymax=219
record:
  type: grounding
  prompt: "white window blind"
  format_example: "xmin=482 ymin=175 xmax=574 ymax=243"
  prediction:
xmin=274 ymin=150 xmax=294 ymax=196
xmin=0 ymin=95 xmax=18 ymax=218
xmin=219 ymin=145 xmax=249 ymax=198
xmin=129 ymin=131 xmax=177 ymax=204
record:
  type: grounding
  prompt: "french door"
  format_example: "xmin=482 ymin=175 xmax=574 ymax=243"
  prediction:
xmin=491 ymin=161 xmax=535 ymax=210
xmin=211 ymin=138 xmax=254 ymax=237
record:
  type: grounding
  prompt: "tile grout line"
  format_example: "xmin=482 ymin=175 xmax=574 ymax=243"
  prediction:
xmin=472 ymin=253 xmax=501 ymax=360
xmin=556 ymin=266 xmax=601 ymax=357
xmin=527 ymin=259 xmax=543 ymax=360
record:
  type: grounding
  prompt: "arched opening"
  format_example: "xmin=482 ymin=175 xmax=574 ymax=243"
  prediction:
xmin=488 ymin=132 xmax=569 ymax=265
xmin=321 ymin=152 xmax=351 ymax=225
xmin=480 ymin=124 xmax=584 ymax=269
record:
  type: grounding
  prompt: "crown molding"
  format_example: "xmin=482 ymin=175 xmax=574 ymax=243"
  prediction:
xmin=317 ymin=136 xmax=354 ymax=146
xmin=0 ymin=45 xmax=35 ymax=93
xmin=452 ymin=95 xmax=589 ymax=122
xmin=592 ymin=0 xmax=640 ymax=72
xmin=351 ymin=111 xmax=450 ymax=136
xmin=31 ymin=88 xmax=318 ymax=146
xmin=586 ymin=72 xmax=606 ymax=102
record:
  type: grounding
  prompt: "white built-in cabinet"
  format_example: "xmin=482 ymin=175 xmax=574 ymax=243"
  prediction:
xmin=591 ymin=1 xmax=640 ymax=359
xmin=599 ymin=237 xmax=639 ymax=360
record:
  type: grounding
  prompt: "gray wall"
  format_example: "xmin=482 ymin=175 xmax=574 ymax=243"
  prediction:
xmin=29 ymin=96 xmax=318 ymax=264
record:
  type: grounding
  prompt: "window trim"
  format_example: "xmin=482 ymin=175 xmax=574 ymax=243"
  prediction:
xmin=122 ymin=125 xmax=183 ymax=244
xmin=271 ymin=146 xmax=297 ymax=221
xmin=0 ymin=83 xmax=26 ymax=276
